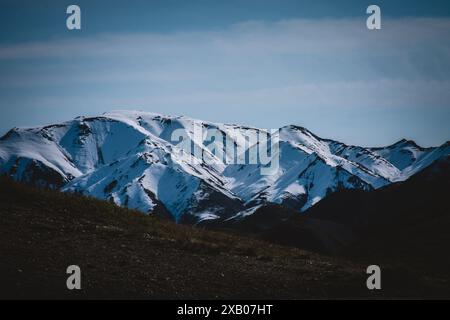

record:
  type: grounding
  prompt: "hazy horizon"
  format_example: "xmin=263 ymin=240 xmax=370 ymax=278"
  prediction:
xmin=1 ymin=0 xmax=449 ymax=147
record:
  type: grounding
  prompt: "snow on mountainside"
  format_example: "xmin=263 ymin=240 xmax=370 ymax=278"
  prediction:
xmin=370 ymin=139 xmax=450 ymax=181
xmin=0 ymin=110 xmax=448 ymax=223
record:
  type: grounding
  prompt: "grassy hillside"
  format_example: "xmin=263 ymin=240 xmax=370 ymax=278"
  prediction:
xmin=0 ymin=177 xmax=447 ymax=299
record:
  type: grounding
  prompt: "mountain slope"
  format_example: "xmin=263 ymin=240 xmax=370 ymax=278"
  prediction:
xmin=1 ymin=110 xmax=448 ymax=223
xmin=2 ymin=177 xmax=449 ymax=299
xmin=259 ymin=156 xmax=450 ymax=277
xmin=370 ymin=139 xmax=450 ymax=181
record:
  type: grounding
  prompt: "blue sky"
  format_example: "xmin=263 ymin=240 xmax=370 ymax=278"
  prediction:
xmin=0 ymin=0 xmax=450 ymax=147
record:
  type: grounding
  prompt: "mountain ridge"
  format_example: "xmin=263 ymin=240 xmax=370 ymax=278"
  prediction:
xmin=1 ymin=110 xmax=448 ymax=223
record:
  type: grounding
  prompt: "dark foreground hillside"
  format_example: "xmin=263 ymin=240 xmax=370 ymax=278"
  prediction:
xmin=261 ymin=156 xmax=450 ymax=276
xmin=0 ymin=177 xmax=448 ymax=299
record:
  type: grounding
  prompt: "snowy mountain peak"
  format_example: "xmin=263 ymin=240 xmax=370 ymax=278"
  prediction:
xmin=389 ymin=138 xmax=428 ymax=151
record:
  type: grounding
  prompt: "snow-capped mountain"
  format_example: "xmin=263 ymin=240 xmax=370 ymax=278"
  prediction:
xmin=370 ymin=139 xmax=450 ymax=180
xmin=0 ymin=110 xmax=448 ymax=223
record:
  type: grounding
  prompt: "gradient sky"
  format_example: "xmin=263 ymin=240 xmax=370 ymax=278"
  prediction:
xmin=1 ymin=0 xmax=450 ymax=147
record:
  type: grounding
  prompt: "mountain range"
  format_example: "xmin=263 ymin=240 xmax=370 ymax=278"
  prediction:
xmin=0 ymin=110 xmax=448 ymax=224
